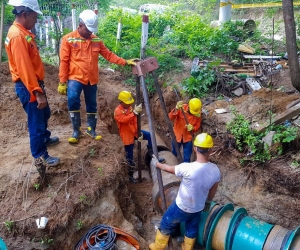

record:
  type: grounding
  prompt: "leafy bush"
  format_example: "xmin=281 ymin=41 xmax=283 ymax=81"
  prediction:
xmin=181 ymin=67 xmax=216 ymax=98
xmin=226 ymin=107 xmax=298 ymax=164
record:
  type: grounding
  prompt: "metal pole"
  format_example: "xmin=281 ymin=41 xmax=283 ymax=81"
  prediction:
xmin=0 ymin=2 xmax=5 ymax=63
xmin=151 ymin=71 xmax=183 ymax=163
xmin=136 ymin=75 xmax=142 ymax=182
xmin=140 ymin=76 xmax=167 ymax=211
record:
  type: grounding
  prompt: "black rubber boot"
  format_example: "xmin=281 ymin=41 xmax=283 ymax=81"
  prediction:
xmin=86 ymin=113 xmax=102 ymax=140
xmin=147 ymin=145 xmax=166 ymax=163
xmin=69 ymin=111 xmax=82 ymax=144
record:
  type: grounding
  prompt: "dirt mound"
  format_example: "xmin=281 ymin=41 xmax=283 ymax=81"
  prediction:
xmin=0 ymin=62 xmax=146 ymax=249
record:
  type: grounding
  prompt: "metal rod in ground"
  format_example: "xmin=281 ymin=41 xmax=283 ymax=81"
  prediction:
xmin=136 ymin=75 xmax=142 ymax=182
xmin=140 ymin=74 xmax=174 ymax=250
xmin=151 ymin=71 xmax=183 ymax=163
xmin=139 ymin=75 xmax=167 ymax=212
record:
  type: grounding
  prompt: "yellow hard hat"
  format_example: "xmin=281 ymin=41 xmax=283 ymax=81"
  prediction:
xmin=194 ymin=133 xmax=214 ymax=148
xmin=118 ymin=91 xmax=134 ymax=104
xmin=189 ymin=98 xmax=202 ymax=116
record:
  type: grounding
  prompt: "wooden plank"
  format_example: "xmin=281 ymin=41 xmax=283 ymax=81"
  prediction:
xmin=242 ymin=55 xmax=281 ymax=59
xmin=255 ymin=103 xmax=300 ymax=132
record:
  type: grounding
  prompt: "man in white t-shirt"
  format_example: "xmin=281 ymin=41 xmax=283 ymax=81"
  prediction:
xmin=149 ymin=133 xmax=221 ymax=250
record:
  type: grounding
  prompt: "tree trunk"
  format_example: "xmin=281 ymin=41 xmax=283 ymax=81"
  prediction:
xmin=283 ymin=0 xmax=300 ymax=90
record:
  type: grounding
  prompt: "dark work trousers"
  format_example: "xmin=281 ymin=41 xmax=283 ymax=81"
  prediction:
xmin=15 ymin=81 xmax=51 ymax=158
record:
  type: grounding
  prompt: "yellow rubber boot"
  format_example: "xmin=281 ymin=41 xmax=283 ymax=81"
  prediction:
xmin=149 ymin=230 xmax=169 ymax=250
xmin=181 ymin=236 xmax=196 ymax=250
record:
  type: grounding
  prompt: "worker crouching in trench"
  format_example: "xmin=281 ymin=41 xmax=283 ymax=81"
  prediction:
xmin=114 ymin=91 xmax=165 ymax=183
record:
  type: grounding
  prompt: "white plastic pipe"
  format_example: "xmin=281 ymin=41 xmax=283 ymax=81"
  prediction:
xmin=45 ymin=20 xmax=49 ymax=47
xmin=39 ymin=20 xmax=42 ymax=41
xmin=71 ymin=5 xmax=76 ymax=31
xmin=117 ymin=18 xmax=122 ymax=40
xmin=50 ymin=18 xmax=55 ymax=50
xmin=141 ymin=15 xmax=149 ymax=59
xmin=219 ymin=0 xmax=232 ymax=23
xmin=57 ymin=12 xmax=62 ymax=33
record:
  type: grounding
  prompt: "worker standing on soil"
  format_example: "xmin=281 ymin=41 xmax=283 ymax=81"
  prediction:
xmin=58 ymin=9 xmax=137 ymax=144
xmin=114 ymin=91 xmax=165 ymax=182
xmin=169 ymin=98 xmax=202 ymax=162
xmin=149 ymin=133 xmax=220 ymax=250
xmin=5 ymin=0 xmax=60 ymax=178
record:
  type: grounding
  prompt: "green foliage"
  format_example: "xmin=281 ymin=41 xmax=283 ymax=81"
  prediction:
xmin=34 ymin=183 xmax=40 ymax=190
xmin=181 ymin=63 xmax=216 ymax=98
xmin=79 ymin=195 xmax=87 ymax=202
xmin=97 ymin=167 xmax=103 ymax=176
xmin=226 ymin=107 xmax=255 ymax=151
xmin=40 ymin=236 xmax=53 ymax=245
xmin=227 ymin=107 xmax=299 ymax=164
xmin=89 ymin=148 xmax=96 ymax=156
xmin=272 ymin=125 xmax=298 ymax=144
xmin=3 ymin=5 xmax=14 ymax=25
xmin=5 ymin=221 xmax=13 ymax=232
xmin=77 ymin=220 xmax=83 ymax=230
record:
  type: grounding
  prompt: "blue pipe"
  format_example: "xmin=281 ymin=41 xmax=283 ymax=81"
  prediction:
xmin=179 ymin=203 xmax=300 ymax=250
xmin=0 ymin=238 xmax=7 ymax=250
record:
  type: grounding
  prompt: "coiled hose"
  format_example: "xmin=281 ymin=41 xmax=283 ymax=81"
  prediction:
xmin=73 ymin=224 xmax=117 ymax=250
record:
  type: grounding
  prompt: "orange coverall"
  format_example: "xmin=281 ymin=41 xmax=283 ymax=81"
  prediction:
xmin=59 ymin=29 xmax=127 ymax=84
xmin=169 ymin=104 xmax=201 ymax=143
xmin=5 ymin=21 xmax=44 ymax=102
xmin=114 ymin=105 xmax=138 ymax=145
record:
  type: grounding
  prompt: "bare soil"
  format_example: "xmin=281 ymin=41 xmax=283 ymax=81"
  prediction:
xmin=1 ymin=60 xmax=300 ymax=250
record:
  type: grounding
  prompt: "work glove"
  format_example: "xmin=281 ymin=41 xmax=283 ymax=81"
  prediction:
xmin=137 ymin=132 xmax=143 ymax=142
xmin=152 ymin=154 xmax=159 ymax=167
xmin=58 ymin=82 xmax=67 ymax=95
xmin=126 ymin=58 xmax=140 ymax=66
xmin=133 ymin=103 xmax=143 ymax=115
xmin=176 ymin=101 xmax=183 ymax=110
xmin=186 ymin=123 xmax=194 ymax=132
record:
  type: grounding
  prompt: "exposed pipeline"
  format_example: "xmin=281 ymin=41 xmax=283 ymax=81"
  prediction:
xmin=141 ymin=133 xmax=300 ymax=250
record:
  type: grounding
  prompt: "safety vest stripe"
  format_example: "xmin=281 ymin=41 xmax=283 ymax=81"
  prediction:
xmin=5 ymin=37 xmax=10 ymax=45
xmin=67 ymin=38 xmax=85 ymax=43
xmin=91 ymin=38 xmax=101 ymax=42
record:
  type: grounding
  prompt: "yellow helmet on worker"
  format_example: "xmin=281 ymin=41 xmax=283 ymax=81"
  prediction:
xmin=194 ymin=133 xmax=214 ymax=148
xmin=118 ymin=91 xmax=134 ymax=104
xmin=189 ymin=98 xmax=202 ymax=116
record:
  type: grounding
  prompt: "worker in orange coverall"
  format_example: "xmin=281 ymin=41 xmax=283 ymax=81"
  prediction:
xmin=58 ymin=9 xmax=137 ymax=144
xmin=169 ymin=98 xmax=202 ymax=162
xmin=5 ymin=0 xmax=60 ymax=180
xmin=114 ymin=91 xmax=165 ymax=182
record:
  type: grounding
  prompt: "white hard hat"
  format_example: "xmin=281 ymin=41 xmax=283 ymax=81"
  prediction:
xmin=8 ymin=0 xmax=42 ymax=14
xmin=79 ymin=10 xmax=98 ymax=33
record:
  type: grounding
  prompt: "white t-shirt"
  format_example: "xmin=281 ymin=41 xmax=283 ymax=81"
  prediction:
xmin=175 ymin=161 xmax=221 ymax=213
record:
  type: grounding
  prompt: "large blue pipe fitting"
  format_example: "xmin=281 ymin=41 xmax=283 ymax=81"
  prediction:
xmin=205 ymin=203 xmax=234 ymax=250
xmin=179 ymin=202 xmax=300 ymax=250
xmin=228 ymin=215 xmax=274 ymax=250
xmin=283 ymin=226 xmax=300 ymax=250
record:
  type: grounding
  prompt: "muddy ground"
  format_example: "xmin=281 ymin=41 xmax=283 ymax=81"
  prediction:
xmin=1 ymin=60 xmax=300 ymax=249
